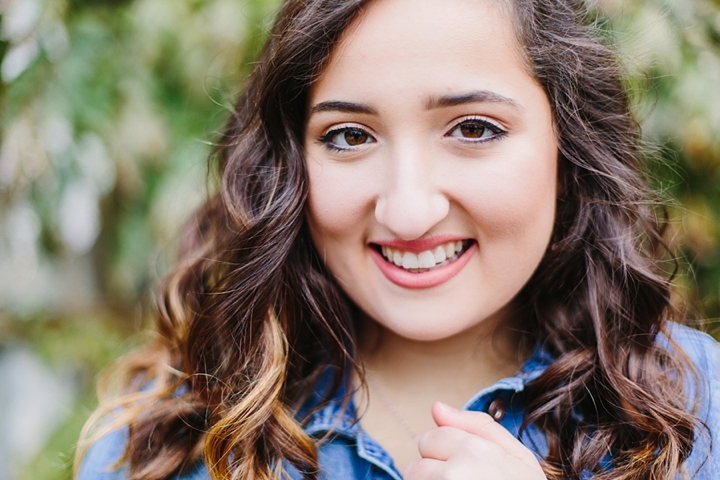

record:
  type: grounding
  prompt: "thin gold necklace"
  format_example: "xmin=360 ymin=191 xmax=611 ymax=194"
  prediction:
xmin=366 ymin=374 xmax=420 ymax=441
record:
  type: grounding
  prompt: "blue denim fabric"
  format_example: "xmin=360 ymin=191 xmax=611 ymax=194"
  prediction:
xmin=77 ymin=323 xmax=720 ymax=479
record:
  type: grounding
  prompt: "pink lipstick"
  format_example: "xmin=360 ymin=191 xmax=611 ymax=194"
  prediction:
xmin=370 ymin=239 xmax=477 ymax=289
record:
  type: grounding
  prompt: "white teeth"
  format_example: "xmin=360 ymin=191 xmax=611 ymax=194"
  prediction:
xmin=379 ymin=240 xmax=469 ymax=271
xmin=418 ymin=251 xmax=436 ymax=268
xmin=402 ymin=251 xmax=419 ymax=269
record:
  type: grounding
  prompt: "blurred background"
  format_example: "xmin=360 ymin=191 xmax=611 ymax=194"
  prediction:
xmin=0 ymin=0 xmax=718 ymax=478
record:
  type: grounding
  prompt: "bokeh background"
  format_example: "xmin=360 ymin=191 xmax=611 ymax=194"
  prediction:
xmin=0 ymin=0 xmax=719 ymax=478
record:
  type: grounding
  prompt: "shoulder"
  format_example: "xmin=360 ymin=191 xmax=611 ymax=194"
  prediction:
xmin=660 ymin=322 xmax=720 ymax=411
xmin=76 ymin=427 xmax=130 ymax=480
xmin=661 ymin=322 xmax=720 ymax=478
xmin=76 ymin=426 xmax=209 ymax=480
xmin=663 ymin=322 xmax=720 ymax=368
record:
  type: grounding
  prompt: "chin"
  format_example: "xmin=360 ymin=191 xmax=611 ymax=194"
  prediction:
xmin=378 ymin=315 xmax=479 ymax=342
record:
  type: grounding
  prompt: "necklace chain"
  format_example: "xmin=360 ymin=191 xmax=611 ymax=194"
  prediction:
xmin=366 ymin=374 xmax=420 ymax=441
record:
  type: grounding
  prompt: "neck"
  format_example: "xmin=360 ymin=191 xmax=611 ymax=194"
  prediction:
xmin=352 ymin=308 xmax=527 ymax=472
xmin=357 ymin=307 xmax=525 ymax=406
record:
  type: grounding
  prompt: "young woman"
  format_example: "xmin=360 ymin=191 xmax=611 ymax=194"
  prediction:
xmin=76 ymin=0 xmax=720 ymax=479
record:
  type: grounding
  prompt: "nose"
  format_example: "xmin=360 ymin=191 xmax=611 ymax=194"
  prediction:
xmin=374 ymin=145 xmax=450 ymax=240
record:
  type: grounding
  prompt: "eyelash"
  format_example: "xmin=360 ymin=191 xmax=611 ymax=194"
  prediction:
xmin=446 ymin=116 xmax=507 ymax=143
xmin=317 ymin=124 xmax=374 ymax=152
xmin=316 ymin=117 xmax=507 ymax=152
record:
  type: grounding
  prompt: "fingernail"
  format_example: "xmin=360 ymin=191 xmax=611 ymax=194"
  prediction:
xmin=438 ymin=401 xmax=459 ymax=412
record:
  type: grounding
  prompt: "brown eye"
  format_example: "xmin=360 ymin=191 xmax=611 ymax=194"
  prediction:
xmin=448 ymin=118 xmax=505 ymax=142
xmin=344 ymin=129 xmax=369 ymax=146
xmin=459 ymin=123 xmax=486 ymax=138
xmin=321 ymin=126 xmax=375 ymax=150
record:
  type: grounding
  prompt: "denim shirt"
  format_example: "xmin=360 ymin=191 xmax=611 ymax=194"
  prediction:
xmin=78 ymin=323 xmax=720 ymax=479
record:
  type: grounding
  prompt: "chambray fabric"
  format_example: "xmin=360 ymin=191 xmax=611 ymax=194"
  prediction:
xmin=77 ymin=323 xmax=720 ymax=479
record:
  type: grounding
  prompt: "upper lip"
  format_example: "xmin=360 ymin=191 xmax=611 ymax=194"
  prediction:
xmin=371 ymin=235 xmax=470 ymax=254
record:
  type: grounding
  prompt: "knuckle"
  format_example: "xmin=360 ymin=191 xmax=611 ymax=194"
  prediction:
xmin=403 ymin=460 xmax=420 ymax=478
xmin=417 ymin=431 xmax=433 ymax=454
xmin=418 ymin=426 xmax=452 ymax=450
xmin=460 ymin=436 xmax=491 ymax=458
xmin=403 ymin=459 xmax=434 ymax=480
xmin=443 ymin=463 xmax=468 ymax=480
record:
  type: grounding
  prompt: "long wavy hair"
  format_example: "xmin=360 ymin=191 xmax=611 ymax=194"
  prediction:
xmin=76 ymin=0 xmax=701 ymax=479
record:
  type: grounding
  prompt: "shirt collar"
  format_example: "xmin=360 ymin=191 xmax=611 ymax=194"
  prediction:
xmin=302 ymin=342 xmax=555 ymax=439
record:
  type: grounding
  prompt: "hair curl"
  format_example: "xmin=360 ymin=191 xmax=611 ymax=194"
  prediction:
xmin=76 ymin=1 xmax=701 ymax=479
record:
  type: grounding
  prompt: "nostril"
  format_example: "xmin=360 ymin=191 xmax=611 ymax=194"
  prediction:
xmin=374 ymin=193 xmax=450 ymax=241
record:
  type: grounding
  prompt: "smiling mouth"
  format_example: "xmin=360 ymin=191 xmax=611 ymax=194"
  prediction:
xmin=371 ymin=240 xmax=474 ymax=273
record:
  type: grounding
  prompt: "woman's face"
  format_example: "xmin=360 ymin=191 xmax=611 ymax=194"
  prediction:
xmin=304 ymin=0 xmax=557 ymax=342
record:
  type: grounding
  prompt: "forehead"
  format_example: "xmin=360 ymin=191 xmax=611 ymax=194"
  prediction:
xmin=310 ymin=0 xmax=535 ymax=106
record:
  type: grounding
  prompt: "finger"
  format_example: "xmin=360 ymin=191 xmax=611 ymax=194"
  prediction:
xmin=417 ymin=425 xmax=492 ymax=461
xmin=415 ymin=426 xmax=546 ymax=480
xmin=431 ymin=402 xmax=541 ymax=469
xmin=403 ymin=457 xmax=445 ymax=480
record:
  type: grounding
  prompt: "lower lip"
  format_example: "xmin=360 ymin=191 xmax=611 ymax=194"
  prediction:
xmin=370 ymin=242 xmax=478 ymax=289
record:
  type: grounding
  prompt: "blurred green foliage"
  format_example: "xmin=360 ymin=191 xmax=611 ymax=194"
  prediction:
xmin=0 ymin=0 xmax=719 ymax=478
xmin=0 ymin=0 xmax=280 ymax=478
xmin=603 ymin=0 xmax=720 ymax=322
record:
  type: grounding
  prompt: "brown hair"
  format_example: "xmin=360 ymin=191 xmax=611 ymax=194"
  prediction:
xmin=76 ymin=1 xmax=700 ymax=479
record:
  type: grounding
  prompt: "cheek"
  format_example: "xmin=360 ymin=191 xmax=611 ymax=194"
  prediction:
xmin=456 ymin=145 xmax=558 ymax=254
xmin=305 ymin=157 xmax=373 ymax=244
xmin=476 ymin=173 xmax=555 ymax=233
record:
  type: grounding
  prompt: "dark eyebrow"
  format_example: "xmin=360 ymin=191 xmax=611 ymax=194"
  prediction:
xmin=309 ymin=101 xmax=377 ymax=115
xmin=425 ymin=90 xmax=522 ymax=111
